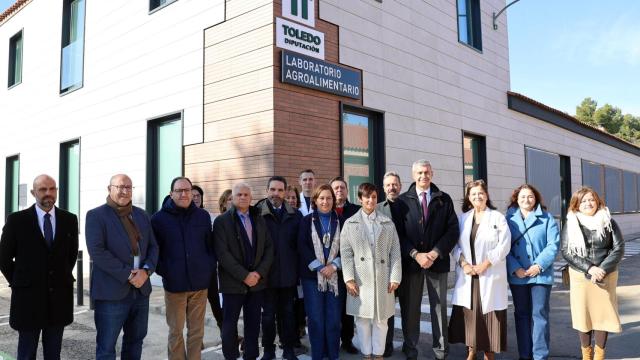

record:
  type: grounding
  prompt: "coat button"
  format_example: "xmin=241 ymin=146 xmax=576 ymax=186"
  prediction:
xmin=516 ymin=256 xmax=520 ymax=259
xmin=528 ymin=255 xmax=531 ymax=259
xmin=361 ymin=257 xmax=365 ymax=261
xmin=381 ymin=260 xmax=385 ymax=264
xmin=516 ymin=242 xmax=520 ymax=246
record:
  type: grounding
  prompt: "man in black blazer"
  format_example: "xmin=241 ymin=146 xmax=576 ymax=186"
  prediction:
xmin=329 ymin=176 xmax=361 ymax=354
xmin=213 ymin=182 xmax=273 ymax=360
xmin=0 ymin=174 xmax=79 ymax=360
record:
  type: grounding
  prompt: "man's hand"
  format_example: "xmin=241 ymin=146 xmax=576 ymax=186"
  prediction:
xmin=415 ymin=253 xmax=433 ymax=269
xmin=129 ymin=269 xmax=149 ymax=288
xmin=243 ymin=272 xmax=261 ymax=287
xmin=319 ymin=265 xmax=337 ymax=279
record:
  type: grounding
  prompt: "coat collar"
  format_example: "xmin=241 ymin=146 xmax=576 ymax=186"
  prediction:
xmin=346 ymin=208 xmax=392 ymax=225
xmin=257 ymin=198 xmax=296 ymax=217
xmin=507 ymin=204 xmax=544 ymax=229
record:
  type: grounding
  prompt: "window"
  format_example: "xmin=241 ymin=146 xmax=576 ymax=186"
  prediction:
xmin=457 ymin=0 xmax=482 ymax=51
xmin=60 ymin=140 xmax=80 ymax=215
xmin=581 ymin=160 xmax=604 ymax=196
xmin=525 ymin=147 xmax=571 ymax=217
xmin=462 ymin=133 xmax=486 ymax=185
xmin=5 ymin=155 xmax=20 ymax=216
xmin=60 ymin=0 xmax=85 ymax=94
xmin=147 ymin=113 xmax=183 ymax=213
xmin=149 ymin=0 xmax=177 ymax=12
xmin=341 ymin=106 xmax=385 ymax=203
xmin=8 ymin=30 xmax=23 ymax=88
xmin=623 ymin=171 xmax=638 ymax=212
xmin=604 ymin=166 xmax=622 ymax=213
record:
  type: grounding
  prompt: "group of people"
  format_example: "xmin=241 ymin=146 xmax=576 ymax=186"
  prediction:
xmin=0 ymin=158 xmax=624 ymax=360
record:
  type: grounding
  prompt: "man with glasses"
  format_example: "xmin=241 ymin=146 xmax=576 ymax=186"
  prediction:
xmin=0 ymin=174 xmax=78 ymax=360
xmin=86 ymin=174 xmax=158 ymax=360
xmin=151 ymin=177 xmax=216 ymax=360
xmin=214 ymin=183 xmax=273 ymax=360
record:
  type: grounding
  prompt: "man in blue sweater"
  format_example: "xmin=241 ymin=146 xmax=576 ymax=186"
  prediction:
xmin=151 ymin=177 xmax=215 ymax=360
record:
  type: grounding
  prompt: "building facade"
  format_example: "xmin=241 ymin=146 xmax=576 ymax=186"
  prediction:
xmin=2 ymin=0 xmax=640 ymax=269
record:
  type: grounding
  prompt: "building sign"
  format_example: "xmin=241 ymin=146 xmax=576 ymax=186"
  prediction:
xmin=276 ymin=17 xmax=324 ymax=60
xmin=283 ymin=0 xmax=315 ymax=27
xmin=281 ymin=50 xmax=361 ymax=100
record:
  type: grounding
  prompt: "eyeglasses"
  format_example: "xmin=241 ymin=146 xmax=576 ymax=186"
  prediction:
xmin=110 ymin=185 xmax=134 ymax=193
xmin=172 ymin=188 xmax=192 ymax=194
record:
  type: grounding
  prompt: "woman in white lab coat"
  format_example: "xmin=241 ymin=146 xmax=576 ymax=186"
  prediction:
xmin=449 ymin=180 xmax=511 ymax=360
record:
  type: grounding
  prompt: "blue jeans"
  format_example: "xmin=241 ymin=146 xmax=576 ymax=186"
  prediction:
xmin=94 ymin=288 xmax=150 ymax=360
xmin=510 ymin=284 xmax=552 ymax=360
xmin=301 ymin=278 xmax=342 ymax=360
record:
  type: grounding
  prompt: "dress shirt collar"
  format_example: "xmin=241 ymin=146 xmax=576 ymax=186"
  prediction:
xmin=416 ymin=186 xmax=431 ymax=203
xmin=35 ymin=204 xmax=56 ymax=236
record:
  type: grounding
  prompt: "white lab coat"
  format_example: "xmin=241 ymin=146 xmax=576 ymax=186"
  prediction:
xmin=299 ymin=194 xmax=314 ymax=216
xmin=451 ymin=208 xmax=511 ymax=314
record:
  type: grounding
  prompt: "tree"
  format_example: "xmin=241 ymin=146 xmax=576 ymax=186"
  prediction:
xmin=593 ymin=104 xmax=623 ymax=134
xmin=575 ymin=97 xmax=597 ymax=125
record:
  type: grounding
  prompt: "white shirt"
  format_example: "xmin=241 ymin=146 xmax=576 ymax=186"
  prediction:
xmin=361 ymin=210 xmax=379 ymax=248
xmin=35 ymin=205 xmax=56 ymax=238
xmin=416 ymin=186 xmax=431 ymax=206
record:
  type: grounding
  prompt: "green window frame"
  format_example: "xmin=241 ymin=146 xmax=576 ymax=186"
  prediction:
xmin=462 ymin=132 xmax=487 ymax=186
xmin=59 ymin=139 xmax=81 ymax=215
xmin=5 ymin=155 xmax=20 ymax=217
xmin=8 ymin=30 xmax=23 ymax=88
xmin=60 ymin=0 xmax=85 ymax=94
xmin=146 ymin=113 xmax=183 ymax=213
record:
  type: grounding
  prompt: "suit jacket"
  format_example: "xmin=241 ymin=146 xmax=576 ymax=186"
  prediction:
xmin=338 ymin=200 xmax=361 ymax=228
xmin=213 ymin=205 xmax=273 ymax=294
xmin=0 ymin=205 xmax=79 ymax=330
xmin=396 ymin=182 xmax=459 ymax=273
xmin=85 ymin=203 xmax=158 ymax=301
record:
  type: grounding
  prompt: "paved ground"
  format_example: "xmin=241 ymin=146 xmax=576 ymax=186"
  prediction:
xmin=1 ymin=240 xmax=639 ymax=359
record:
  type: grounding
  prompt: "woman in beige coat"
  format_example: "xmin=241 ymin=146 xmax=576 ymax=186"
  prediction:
xmin=341 ymin=183 xmax=402 ymax=360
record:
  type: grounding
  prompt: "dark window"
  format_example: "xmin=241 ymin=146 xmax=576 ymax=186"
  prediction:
xmin=623 ymin=170 xmax=638 ymax=212
xmin=462 ymin=132 xmax=486 ymax=185
xmin=149 ymin=0 xmax=177 ymax=12
xmin=457 ymin=0 xmax=482 ymax=51
xmin=341 ymin=105 xmax=385 ymax=203
xmin=525 ymin=147 xmax=569 ymax=217
xmin=5 ymin=155 xmax=20 ymax=217
xmin=146 ymin=113 xmax=183 ymax=213
xmin=8 ymin=30 xmax=23 ymax=88
xmin=60 ymin=0 xmax=85 ymax=94
xmin=581 ymin=160 xmax=604 ymax=196
xmin=604 ymin=166 xmax=622 ymax=213
xmin=59 ymin=140 xmax=80 ymax=215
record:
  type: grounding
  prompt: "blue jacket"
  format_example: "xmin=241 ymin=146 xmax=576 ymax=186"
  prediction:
xmin=506 ymin=205 xmax=560 ymax=285
xmin=256 ymin=198 xmax=302 ymax=288
xmin=86 ymin=203 xmax=158 ymax=301
xmin=151 ymin=200 xmax=215 ymax=293
xmin=297 ymin=211 xmax=340 ymax=280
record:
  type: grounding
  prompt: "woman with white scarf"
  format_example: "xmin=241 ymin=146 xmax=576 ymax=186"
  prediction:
xmin=297 ymin=184 xmax=342 ymax=360
xmin=561 ymin=187 xmax=624 ymax=360
xmin=340 ymin=183 xmax=402 ymax=360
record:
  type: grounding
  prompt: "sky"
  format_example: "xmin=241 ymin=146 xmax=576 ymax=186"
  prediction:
xmin=507 ymin=0 xmax=640 ymax=117
xmin=1 ymin=0 xmax=637 ymax=117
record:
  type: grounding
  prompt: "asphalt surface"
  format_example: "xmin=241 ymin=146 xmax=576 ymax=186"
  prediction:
xmin=1 ymin=242 xmax=639 ymax=360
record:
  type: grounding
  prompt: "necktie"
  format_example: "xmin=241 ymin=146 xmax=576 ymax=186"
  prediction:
xmin=421 ymin=192 xmax=429 ymax=224
xmin=242 ymin=214 xmax=253 ymax=246
xmin=44 ymin=213 xmax=54 ymax=248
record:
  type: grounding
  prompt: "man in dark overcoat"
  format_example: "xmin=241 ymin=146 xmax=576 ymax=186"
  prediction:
xmin=0 ymin=174 xmax=79 ymax=360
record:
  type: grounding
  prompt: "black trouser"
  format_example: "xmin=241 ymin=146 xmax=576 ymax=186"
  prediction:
xmin=339 ymin=279 xmax=355 ymax=345
xmin=261 ymin=286 xmax=297 ymax=356
xmin=206 ymin=267 xmax=223 ymax=330
xmin=18 ymin=325 xmax=64 ymax=360
xmin=385 ymin=308 xmax=395 ymax=350
xmin=399 ymin=270 xmax=448 ymax=359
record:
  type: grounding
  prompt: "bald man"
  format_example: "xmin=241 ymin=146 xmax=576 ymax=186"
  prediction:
xmin=85 ymin=174 xmax=158 ymax=360
xmin=0 ymin=174 xmax=79 ymax=360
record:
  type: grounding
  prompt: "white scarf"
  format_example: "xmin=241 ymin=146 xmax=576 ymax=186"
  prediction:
xmin=566 ymin=207 xmax=612 ymax=257
xmin=310 ymin=217 xmax=340 ymax=296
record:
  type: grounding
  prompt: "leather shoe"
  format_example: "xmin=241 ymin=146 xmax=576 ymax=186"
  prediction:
xmin=342 ymin=342 xmax=359 ymax=354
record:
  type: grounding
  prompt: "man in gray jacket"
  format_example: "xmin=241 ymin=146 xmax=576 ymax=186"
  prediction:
xmin=213 ymin=183 xmax=273 ymax=360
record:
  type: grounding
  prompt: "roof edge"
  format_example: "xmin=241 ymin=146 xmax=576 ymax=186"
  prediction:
xmin=0 ymin=0 xmax=30 ymax=26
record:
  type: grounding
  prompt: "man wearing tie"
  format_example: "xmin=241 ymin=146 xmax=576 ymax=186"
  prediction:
xmin=0 ymin=174 xmax=79 ymax=360
xmin=213 ymin=182 xmax=273 ymax=360
xmin=396 ymin=160 xmax=459 ymax=360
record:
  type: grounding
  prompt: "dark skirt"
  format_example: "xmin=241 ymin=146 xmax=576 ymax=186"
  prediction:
xmin=448 ymin=276 xmax=507 ymax=353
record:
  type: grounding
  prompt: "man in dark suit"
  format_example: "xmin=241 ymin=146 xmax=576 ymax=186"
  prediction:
xmin=0 ymin=174 xmax=79 ymax=360
xmin=396 ymin=160 xmax=459 ymax=360
xmin=376 ymin=171 xmax=403 ymax=357
xmin=213 ymin=182 xmax=273 ymax=360
xmin=85 ymin=174 xmax=158 ymax=360
xmin=329 ymin=176 xmax=361 ymax=354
